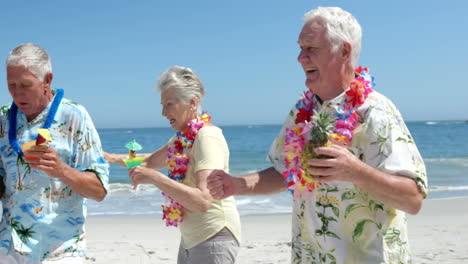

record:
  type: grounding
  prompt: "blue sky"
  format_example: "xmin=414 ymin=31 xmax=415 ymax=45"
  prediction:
xmin=1 ymin=0 xmax=466 ymax=128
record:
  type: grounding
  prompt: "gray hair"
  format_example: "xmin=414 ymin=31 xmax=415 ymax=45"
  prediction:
xmin=6 ymin=43 xmax=52 ymax=82
xmin=157 ymin=66 xmax=205 ymax=115
xmin=302 ymin=7 xmax=362 ymax=68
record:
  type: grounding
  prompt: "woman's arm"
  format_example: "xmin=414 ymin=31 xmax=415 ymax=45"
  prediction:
xmin=141 ymin=144 xmax=168 ymax=170
xmin=104 ymin=144 xmax=167 ymax=169
xmin=128 ymin=167 xmax=213 ymax=212
xmin=103 ymin=152 xmax=128 ymax=167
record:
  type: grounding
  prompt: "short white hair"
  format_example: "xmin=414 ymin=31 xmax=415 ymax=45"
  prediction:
xmin=157 ymin=66 xmax=205 ymax=115
xmin=302 ymin=7 xmax=362 ymax=68
xmin=6 ymin=43 xmax=52 ymax=82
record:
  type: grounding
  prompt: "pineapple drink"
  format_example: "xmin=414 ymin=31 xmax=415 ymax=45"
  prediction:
xmin=300 ymin=110 xmax=337 ymax=180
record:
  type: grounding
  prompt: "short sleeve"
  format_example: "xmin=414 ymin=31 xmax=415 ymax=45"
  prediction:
xmin=355 ymin=96 xmax=428 ymax=198
xmin=267 ymin=103 xmax=298 ymax=174
xmin=191 ymin=127 xmax=228 ymax=172
xmin=69 ymin=106 xmax=110 ymax=192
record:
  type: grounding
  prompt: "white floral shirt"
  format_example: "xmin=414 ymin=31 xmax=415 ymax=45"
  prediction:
xmin=268 ymin=91 xmax=427 ymax=264
xmin=0 ymin=94 xmax=109 ymax=261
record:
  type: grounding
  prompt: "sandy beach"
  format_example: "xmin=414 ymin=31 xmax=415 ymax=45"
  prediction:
xmin=86 ymin=197 xmax=468 ymax=263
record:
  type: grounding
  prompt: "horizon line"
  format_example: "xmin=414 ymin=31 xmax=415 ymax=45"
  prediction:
xmin=97 ymin=119 xmax=468 ymax=130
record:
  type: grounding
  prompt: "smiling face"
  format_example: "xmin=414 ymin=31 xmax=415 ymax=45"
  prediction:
xmin=297 ymin=19 xmax=347 ymax=100
xmin=7 ymin=65 xmax=53 ymax=121
xmin=160 ymin=88 xmax=197 ymax=132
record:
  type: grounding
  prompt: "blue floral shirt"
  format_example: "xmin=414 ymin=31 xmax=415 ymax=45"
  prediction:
xmin=0 ymin=93 xmax=109 ymax=261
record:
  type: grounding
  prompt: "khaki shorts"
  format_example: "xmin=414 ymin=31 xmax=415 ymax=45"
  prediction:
xmin=177 ymin=228 xmax=239 ymax=264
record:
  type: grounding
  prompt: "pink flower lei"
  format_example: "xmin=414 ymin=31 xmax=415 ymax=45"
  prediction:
xmin=282 ymin=66 xmax=375 ymax=197
xmin=162 ymin=112 xmax=211 ymax=227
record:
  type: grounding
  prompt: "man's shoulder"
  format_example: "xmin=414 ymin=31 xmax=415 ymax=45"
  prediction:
xmin=360 ymin=90 xmax=407 ymax=128
xmin=365 ymin=91 xmax=401 ymax=115
xmin=59 ymin=98 xmax=89 ymax=115
xmin=61 ymin=98 xmax=85 ymax=109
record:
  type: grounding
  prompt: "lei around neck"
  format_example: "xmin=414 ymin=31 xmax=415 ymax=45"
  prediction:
xmin=162 ymin=112 xmax=211 ymax=227
xmin=282 ymin=67 xmax=374 ymax=197
xmin=8 ymin=88 xmax=64 ymax=156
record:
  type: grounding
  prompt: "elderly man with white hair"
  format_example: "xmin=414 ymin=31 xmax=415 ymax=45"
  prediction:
xmin=0 ymin=43 xmax=109 ymax=263
xmin=208 ymin=6 xmax=427 ymax=263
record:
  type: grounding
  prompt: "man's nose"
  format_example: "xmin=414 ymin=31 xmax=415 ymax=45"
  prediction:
xmin=297 ymin=50 xmax=308 ymax=63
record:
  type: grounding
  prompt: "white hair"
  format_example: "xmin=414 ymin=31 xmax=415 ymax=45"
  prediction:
xmin=302 ymin=7 xmax=362 ymax=68
xmin=157 ymin=66 xmax=205 ymax=115
xmin=6 ymin=43 xmax=52 ymax=81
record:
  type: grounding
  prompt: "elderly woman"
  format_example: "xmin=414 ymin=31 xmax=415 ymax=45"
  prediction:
xmin=106 ymin=66 xmax=241 ymax=264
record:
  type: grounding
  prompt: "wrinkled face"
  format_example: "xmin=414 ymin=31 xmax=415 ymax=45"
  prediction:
xmin=297 ymin=20 xmax=343 ymax=97
xmin=160 ymin=89 xmax=196 ymax=132
xmin=7 ymin=65 xmax=52 ymax=121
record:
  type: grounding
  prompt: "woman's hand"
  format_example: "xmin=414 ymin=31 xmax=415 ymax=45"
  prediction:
xmin=103 ymin=152 xmax=127 ymax=167
xmin=128 ymin=166 xmax=161 ymax=189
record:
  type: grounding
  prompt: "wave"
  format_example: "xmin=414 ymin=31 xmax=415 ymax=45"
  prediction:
xmin=236 ymin=198 xmax=273 ymax=206
xmin=424 ymin=120 xmax=467 ymax=125
xmin=108 ymin=183 xmax=160 ymax=195
xmin=98 ymin=129 xmax=134 ymax=134
xmin=429 ymin=185 xmax=468 ymax=192
xmin=89 ymin=210 xmax=161 ymax=216
xmin=425 ymin=157 xmax=468 ymax=167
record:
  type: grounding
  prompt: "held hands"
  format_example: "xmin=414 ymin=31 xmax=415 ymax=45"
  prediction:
xmin=24 ymin=145 xmax=66 ymax=179
xmin=307 ymin=144 xmax=363 ymax=184
xmin=207 ymin=170 xmax=236 ymax=200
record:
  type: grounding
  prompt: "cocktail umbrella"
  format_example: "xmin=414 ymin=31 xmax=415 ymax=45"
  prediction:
xmin=125 ymin=140 xmax=142 ymax=151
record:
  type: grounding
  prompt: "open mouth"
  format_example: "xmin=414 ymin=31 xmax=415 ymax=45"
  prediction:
xmin=305 ymin=67 xmax=318 ymax=74
xmin=169 ymin=119 xmax=176 ymax=125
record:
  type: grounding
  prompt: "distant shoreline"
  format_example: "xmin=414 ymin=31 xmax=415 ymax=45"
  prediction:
xmin=97 ymin=120 xmax=468 ymax=130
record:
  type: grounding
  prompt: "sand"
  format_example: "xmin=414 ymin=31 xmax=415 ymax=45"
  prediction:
xmin=85 ymin=197 xmax=468 ymax=263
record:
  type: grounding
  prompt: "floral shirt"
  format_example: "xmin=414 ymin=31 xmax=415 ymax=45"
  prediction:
xmin=0 ymin=95 xmax=109 ymax=261
xmin=268 ymin=90 xmax=427 ymax=264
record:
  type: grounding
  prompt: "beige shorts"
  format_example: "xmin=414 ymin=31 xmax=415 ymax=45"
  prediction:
xmin=177 ymin=228 xmax=239 ymax=264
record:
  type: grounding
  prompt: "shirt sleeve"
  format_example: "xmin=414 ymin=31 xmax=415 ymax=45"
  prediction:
xmin=191 ymin=128 xmax=228 ymax=173
xmin=356 ymin=96 xmax=428 ymax=198
xmin=267 ymin=102 xmax=298 ymax=174
xmin=69 ymin=106 xmax=110 ymax=193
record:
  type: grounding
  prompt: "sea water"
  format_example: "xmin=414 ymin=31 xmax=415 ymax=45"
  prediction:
xmin=88 ymin=121 xmax=468 ymax=217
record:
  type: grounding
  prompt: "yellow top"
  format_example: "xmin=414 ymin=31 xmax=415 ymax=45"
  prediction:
xmin=178 ymin=126 xmax=241 ymax=249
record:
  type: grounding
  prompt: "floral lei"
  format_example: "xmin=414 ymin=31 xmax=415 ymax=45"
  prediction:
xmin=162 ymin=112 xmax=211 ymax=227
xmin=282 ymin=66 xmax=375 ymax=197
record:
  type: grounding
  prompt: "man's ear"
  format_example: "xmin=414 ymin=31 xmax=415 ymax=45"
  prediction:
xmin=341 ymin=42 xmax=352 ymax=62
xmin=43 ymin=72 xmax=53 ymax=90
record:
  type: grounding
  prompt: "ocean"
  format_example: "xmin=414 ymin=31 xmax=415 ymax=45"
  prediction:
xmin=88 ymin=121 xmax=468 ymax=217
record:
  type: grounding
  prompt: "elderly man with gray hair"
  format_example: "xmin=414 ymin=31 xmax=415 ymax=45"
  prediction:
xmin=0 ymin=43 xmax=109 ymax=263
xmin=208 ymin=6 xmax=427 ymax=263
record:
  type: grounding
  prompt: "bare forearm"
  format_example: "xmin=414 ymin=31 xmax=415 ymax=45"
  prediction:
xmin=353 ymin=162 xmax=423 ymax=214
xmin=59 ymin=166 xmax=107 ymax=201
xmin=152 ymin=175 xmax=212 ymax=212
xmin=234 ymin=167 xmax=286 ymax=196
xmin=142 ymin=145 xmax=168 ymax=170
